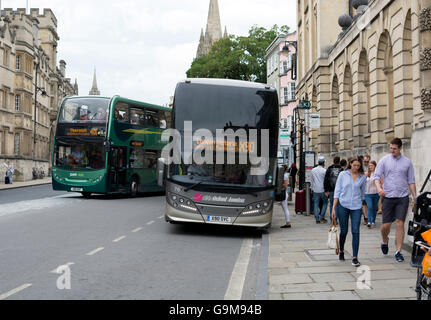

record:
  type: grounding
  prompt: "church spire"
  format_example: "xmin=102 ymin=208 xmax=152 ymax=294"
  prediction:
xmin=89 ymin=68 xmax=100 ymax=96
xmin=206 ymin=0 xmax=222 ymax=41
xmin=196 ymin=0 xmax=223 ymax=59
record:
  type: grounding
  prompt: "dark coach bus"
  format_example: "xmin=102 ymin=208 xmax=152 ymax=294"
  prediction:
xmin=157 ymin=79 xmax=283 ymax=228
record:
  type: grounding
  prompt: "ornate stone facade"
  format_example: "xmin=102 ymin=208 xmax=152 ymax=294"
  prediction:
xmin=296 ymin=0 xmax=431 ymax=186
xmin=0 ymin=8 xmax=78 ymax=181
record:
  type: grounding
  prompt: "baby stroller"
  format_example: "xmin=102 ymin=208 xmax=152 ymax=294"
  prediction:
xmin=408 ymin=169 xmax=431 ymax=300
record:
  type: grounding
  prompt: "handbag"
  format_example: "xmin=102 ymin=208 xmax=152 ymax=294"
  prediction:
xmin=275 ymin=189 xmax=286 ymax=202
xmin=327 ymin=220 xmax=340 ymax=255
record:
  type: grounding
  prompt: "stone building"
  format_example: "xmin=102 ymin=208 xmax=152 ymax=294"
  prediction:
xmin=196 ymin=0 xmax=228 ymax=59
xmin=296 ymin=0 xmax=431 ymax=185
xmin=0 ymin=8 xmax=78 ymax=181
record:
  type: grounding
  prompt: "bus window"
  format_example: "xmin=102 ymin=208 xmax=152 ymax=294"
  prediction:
xmin=130 ymin=107 xmax=144 ymax=126
xmin=114 ymin=102 xmax=129 ymax=122
xmin=145 ymin=150 xmax=160 ymax=169
xmin=130 ymin=147 xmax=145 ymax=168
xmin=59 ymin=98 xmax=110 ymax=123
xmin=144 ymin=109 xmax=158 ymax=128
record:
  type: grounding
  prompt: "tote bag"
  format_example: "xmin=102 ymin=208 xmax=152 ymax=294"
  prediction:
xmin=327 ymin=221 xmax=340 ymax=255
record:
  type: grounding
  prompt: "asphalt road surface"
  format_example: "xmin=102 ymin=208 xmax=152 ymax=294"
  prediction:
xmin=0 ymin=186 xmax=267 ymax=300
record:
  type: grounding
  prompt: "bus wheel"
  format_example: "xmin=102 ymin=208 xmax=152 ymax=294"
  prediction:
xmin=130 ymin=178 xmax=139 ymax=197
xmin=81 ymin=192 xmax=92 ymax=199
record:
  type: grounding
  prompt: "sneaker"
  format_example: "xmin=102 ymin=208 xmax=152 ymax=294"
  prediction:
xmin=339 ymin=252 xmax=345 ymax=261
xmin=381 ymin=243 xmax=389 ymax=255
xmin=320 ymin=218 xmax=328 ymax=223
xmin=316 ymin=220 xmax=321 ymax=224
xmin=352 ymin=258 xmax=361 ymax=267
xmin=367 ymin=223 xmax=371 ymax=229
xmin=395 ymin=251 xmax=405 ymax=262
xmin=371 ymin=223 xmax=376 ymax=228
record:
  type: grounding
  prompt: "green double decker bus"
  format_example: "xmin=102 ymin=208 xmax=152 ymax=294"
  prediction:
xmin=52 ymin=95 xmax=171 ymax=198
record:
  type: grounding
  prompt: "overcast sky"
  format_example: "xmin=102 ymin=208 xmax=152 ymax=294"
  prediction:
xmin=2 ymin=0 xmax=296 ymax=106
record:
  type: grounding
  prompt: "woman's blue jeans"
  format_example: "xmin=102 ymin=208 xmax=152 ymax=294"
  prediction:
xmin=337 ymin=204 xmax=362 ymax=258
xmin=364 ymin=194 xmax=379 ymax=224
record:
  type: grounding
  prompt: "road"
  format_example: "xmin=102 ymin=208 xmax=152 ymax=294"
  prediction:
xmin=0 ymin=185 xmax=266 ymax=300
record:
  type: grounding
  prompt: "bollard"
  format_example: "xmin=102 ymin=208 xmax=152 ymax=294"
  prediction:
xmin=305 ymin=182 xmax=310 ymax=216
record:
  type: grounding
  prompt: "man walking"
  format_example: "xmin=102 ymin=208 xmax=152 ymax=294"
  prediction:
xmin=311 ymin=156 xmax=328 ymax=223
xmin=324 ymin=156 xmax=342 ymax=222
xmin=374 ymin=138 xmax=417 ymax=262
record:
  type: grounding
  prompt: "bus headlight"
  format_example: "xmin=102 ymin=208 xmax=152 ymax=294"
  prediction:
xmin=241 ymin=201 xmax=272 ymax=216
xmin=168 ymin=193 xmax=199 ymax=214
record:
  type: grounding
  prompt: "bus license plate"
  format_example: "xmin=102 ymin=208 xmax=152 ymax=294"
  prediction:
xmin=71 ymin=187 xmax=83 ymax=192
xmin=207 ymin=216 xmax=231 ymax=223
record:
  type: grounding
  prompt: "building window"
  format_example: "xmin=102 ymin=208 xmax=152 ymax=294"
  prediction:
xmin=15 ymin=95 xmax=21 ymax=111
xmin=16 ymin=55 xmax=21 ymax=70
xmin=289 ymin=82 xmax=296 ymax=101
xmin=14 ymin=133 xmax=20 ymax=156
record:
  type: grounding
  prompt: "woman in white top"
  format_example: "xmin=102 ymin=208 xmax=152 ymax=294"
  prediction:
xmin=364 ymin=160 xmax=379 ymax=228
xmin=281 ymin=164 xmax=291 ymax=228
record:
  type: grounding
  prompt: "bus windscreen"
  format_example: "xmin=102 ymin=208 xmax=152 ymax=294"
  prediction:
xmin=58 ymin=97 xmax=110 ymax=123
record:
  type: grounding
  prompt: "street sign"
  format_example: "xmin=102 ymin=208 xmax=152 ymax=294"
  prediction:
xmin=310 ymin=113 xmax=320 ymax=129
xmin=279 ymin=130 xmax=291 ymax=147
xmin=301 ymin=100 xmax=311 ymax=109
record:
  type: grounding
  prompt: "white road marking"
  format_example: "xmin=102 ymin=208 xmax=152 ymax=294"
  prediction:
xmin=113 ymin=236 xmax=126 ymax=243
xmin=224 ymin=238 xmax=253 ymax=300
xmin=50 ymin=262 xmax=75 ymax=273
xmin=0 ymin=284 xmax=32 ymax=300
xmin=147 ymin=220 xmax=154 ymax=225
xmin=132 ymin=227 xmax=142 ymax=233
xmin=86 ymin=247 xmax=104 ymax=256
xmin=158 ymin=215 xmax=164 ymax=219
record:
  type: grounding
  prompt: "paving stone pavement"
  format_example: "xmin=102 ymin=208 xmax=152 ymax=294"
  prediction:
xmin=0 ymin=177 xmax=51 ymax=190
xmin=268 ymin=198 xmax=419 ymax=300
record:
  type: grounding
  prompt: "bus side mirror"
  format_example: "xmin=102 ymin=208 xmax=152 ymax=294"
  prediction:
xmin=157 ymin=158 xmax=167 ymax=187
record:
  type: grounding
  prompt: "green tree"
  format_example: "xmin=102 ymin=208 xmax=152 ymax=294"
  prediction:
xmin=186 ymin=24 xmax=290 ymax=83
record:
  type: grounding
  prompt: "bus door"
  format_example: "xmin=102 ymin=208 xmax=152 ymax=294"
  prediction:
xmin=108 ymin=146 xmax=127 ymax=190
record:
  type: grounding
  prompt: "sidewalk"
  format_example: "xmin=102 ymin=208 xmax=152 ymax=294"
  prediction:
xmin=0 ymin=177 xmax=52 ymax=191
xmin=268 ymin=197 xmax=418 ymax=300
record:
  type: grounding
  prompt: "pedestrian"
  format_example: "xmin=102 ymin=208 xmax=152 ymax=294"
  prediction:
xmin=331 ymin=157 xmax=366 ymax=267
xmin=289 ymin=163 xmax=298 ymax=193
xmin=361 ymin=155 xmax=371 ymax=224
xmin=324 ymin=156 xmax=343 ymax=223
xmin=3 ymin=161 xmax=14 ymax=184
xmin=364 ymin=160 xmax=380 ymax=228
xmin=374 ymin=138 xmax=417 ymax=263
xmin=311 ymin=156 xmax=328 ymax=224
xmin=340 ymin=159 xmax=347 ymax=171
xmin=281 ymin=164 xmax=292 ymax=228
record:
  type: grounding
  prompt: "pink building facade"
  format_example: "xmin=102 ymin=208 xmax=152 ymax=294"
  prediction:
xmin=265 ymin=32 xmax=297 ymax=130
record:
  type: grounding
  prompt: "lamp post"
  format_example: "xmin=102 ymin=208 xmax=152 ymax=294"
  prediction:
xmin=279 ymin=40 xmax=297 ymax=81
xmin=33 ymin=48 xmax=47 ymax=160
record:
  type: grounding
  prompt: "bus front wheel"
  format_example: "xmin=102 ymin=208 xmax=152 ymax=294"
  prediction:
xmin=81 ymin=192 xmax=92 ymax=199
